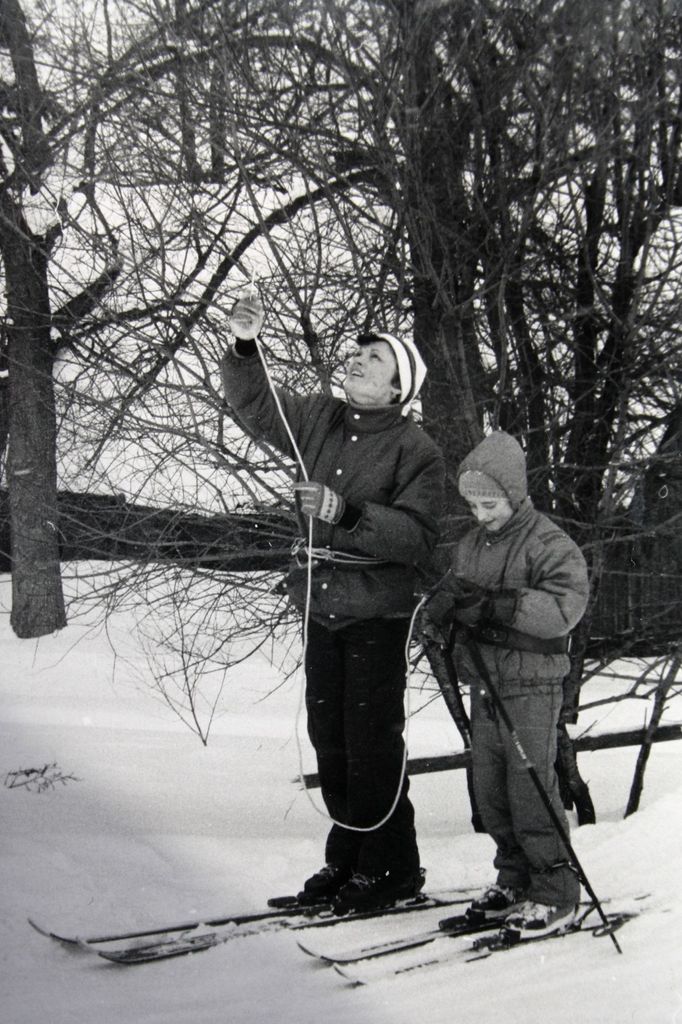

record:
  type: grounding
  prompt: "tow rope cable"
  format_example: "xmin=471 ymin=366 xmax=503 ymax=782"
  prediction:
xmin=252 ymin=329 xmax=425 ymax=834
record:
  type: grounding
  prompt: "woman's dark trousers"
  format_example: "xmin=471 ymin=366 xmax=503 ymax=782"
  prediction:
xmin=304 ymin=616 xmax=420 ymax=882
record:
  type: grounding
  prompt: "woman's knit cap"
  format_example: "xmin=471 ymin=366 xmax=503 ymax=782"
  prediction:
xmin=357 ymin=332 xmax=427 ymax=412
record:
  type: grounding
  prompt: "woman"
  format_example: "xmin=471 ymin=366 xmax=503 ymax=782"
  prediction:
xmin=222 ymin=291 xmax=444 ymax=914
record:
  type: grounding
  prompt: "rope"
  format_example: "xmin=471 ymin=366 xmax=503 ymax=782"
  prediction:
xmin=253 ymin=332 xmax=420 ymax=834
xmin=291 ymin=538 xmax=390 ymax=568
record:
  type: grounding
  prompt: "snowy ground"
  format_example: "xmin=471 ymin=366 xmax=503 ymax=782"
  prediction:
xmin=1 ymin=574 xmax=681 ymax=1024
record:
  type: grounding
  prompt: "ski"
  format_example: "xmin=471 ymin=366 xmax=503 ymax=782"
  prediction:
xmin=333 ymin=910 xmax=636 ymax=985
xmin=294 ymin=892 xmax=637 ymax=966
xmin=28 ymin=883 xmax=475 ymax=952
xmin=91 ymin=893 xmax=472 ymax=965
xmin=27 ymin=898 xmax=331 ymax=950
xmin=32 ymin=888 xmax=474 ymax=965
xmin=96 ymin=929 xmax=234 ymax=964
xmin=297 ymin=913 xmax=504 ymax=964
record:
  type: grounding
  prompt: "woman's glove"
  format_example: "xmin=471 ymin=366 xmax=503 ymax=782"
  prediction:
xmin=294 ymin=481 xmax=346 ymax=524
xmin=229 ymin=290 xmax=264 ymax=341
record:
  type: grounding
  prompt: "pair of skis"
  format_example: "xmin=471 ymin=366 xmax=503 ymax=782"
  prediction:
xmin=297 ymin=902 xmax=639 ymax=986
xmin=28 ymin=887 xmax=475 ymax=965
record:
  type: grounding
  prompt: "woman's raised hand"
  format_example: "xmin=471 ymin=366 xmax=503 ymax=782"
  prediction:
xmin=229 ymin=285 xmax=264 ymax=340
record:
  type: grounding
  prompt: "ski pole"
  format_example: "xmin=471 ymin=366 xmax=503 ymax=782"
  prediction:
xmin=463 ymin=633 xmax=623 ymax=954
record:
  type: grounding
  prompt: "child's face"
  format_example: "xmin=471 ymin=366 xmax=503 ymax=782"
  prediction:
xmin=465 ymin=495 xmax=515 ymax=532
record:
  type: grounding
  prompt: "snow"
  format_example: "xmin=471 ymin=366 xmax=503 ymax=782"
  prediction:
xmin=1 ymin=576 xmax=681 ymax=1024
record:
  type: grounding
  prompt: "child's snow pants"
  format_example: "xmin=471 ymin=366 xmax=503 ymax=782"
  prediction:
xmin=471 ymin=680 xmax=580 ymax=908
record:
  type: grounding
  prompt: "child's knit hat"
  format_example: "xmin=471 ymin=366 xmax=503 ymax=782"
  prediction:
xmin=457 ymin=431 xmax=528 ymax=508
xmin=458 ymin=470 xmax=509 ymax=501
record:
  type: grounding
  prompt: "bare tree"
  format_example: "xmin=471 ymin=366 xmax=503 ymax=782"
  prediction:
xmin=0 ymin=2 xmax=679 ymax=814
xmin=0 ymin=0 xmax=66 ymax=635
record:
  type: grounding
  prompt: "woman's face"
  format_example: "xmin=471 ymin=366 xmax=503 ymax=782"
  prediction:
xmin=343 ymin=340 xmax=400 ymax=407
xmin=464 ymin=495 xmax=515 ymax=532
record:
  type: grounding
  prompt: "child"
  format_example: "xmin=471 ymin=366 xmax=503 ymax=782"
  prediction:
xmin=425 ymin=430 xmax=589 ymax=937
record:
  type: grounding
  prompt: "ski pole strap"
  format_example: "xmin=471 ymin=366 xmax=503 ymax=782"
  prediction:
xmin=470 ymin=623 xmax=569 ymax=654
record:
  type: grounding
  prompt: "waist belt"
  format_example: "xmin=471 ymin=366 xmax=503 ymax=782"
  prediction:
xmin=291 ymin=538 xmax=390 ymax=570
xmin=470 ymin=623 xmax=569 ymax=654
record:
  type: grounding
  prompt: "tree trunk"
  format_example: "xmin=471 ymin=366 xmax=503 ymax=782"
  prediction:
xmin=425 ymin=642 xmax=484 ymax=833
xmin=625 ymin=648 xmax=682 ymax=817
xmin=2 ymin=211 xmax=66 ymax=637
xmin=555 ymin=723 xmax=596 ymax=825
xmin=1 ymin=0 xmax=65 ymax=635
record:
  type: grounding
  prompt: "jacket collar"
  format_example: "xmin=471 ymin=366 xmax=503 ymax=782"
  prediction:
xmin=343 ymin=402 xmax=406 ymax=433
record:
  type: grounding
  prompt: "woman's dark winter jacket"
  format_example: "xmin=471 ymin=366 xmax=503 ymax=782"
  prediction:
xmin=221 ymin=346 xmax=445 ymax=628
